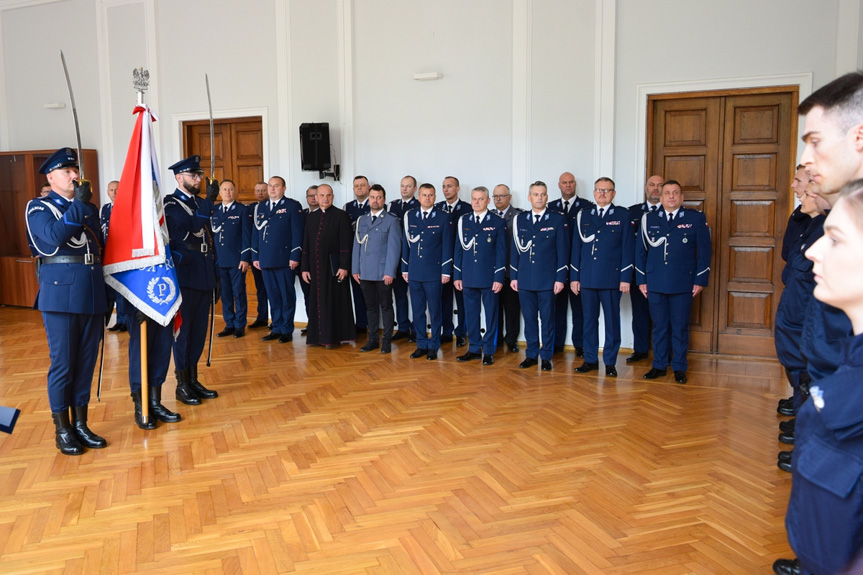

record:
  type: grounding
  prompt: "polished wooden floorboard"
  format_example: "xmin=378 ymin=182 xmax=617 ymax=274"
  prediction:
xmin=0 ymin=306 xmax=793 ymax=574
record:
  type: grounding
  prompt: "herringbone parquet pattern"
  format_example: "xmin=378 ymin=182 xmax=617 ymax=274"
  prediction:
xmin=0 ymin=306 xmax=792 ymax=574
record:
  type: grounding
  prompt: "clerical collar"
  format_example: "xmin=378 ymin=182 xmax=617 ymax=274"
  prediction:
xmin=370 ymin=208 xmax=384 ymax=218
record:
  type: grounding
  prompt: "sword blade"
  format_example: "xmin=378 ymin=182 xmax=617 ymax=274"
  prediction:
xmin=205 ymin=73 xmax=215 ymax=179
xmin=59 ymin=50 xmax=85 ymax=180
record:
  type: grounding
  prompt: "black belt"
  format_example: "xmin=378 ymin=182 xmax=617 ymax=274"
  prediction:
xmin=39 ymin=254 xmax=100 ymax=265
xmin=183 ymin=241 xmax=209 ymax=253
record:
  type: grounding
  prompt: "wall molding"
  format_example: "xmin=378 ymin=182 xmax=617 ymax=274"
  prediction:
xmin=336 ymin=0 xmax=354 ymax=202
xmin=0 ymin=0 xmax=60 ymax=10
xmin=274 ymin=0 xmax=292 ymax=192
xmin=0 ymin=11 xmax=8 ymax=149
xmin=836 ymin=0 xmax=863 ymax=74
xmin=593 ymin=0 xmax=615 ymax=178
xmin=633 ymin=72 xmax=814 ymax=194
xmin=511 ymin=0 xmax=530 ymax=197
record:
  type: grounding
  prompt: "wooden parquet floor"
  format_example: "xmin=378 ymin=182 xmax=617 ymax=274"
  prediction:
xmin=0 ymin=306 xmax=794 ymax=574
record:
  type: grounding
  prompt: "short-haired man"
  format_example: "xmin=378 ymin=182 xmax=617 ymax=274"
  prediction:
xmin=492 ymin=184 xmax=523 ymax=352
xmin=437 ymin=176 xmax=471 ymax=347
xmin=39 ymin=182 xmax=51 ymax=197
xmin=298 ymin=184 xmax=319 ymax=332
xmin=548 ymin=171 xmax=592 ymax=356
xmin=252 ymin=176 xmax=304 ymax=344
xmin=101 ymin=179 xmax=129 ymax=333
xmin=627 ymin=174 xmax=663 ymax=362
xmin=389 ymin=175 xmax=420 ymax=342
xmin=352 ymin=184 xmax=401 ymax=353
xmin=248 ymin=182 xmax=270 ymax=329
xmin=402 ymin=183 xmax=454 ymax=360
xmin=510 ymin=181 xmax=569 ymax=371
xmin=345 ymin=175 xmax=372 ymax=333
xmin=635 ymin=180 xmax=711 ymax=385
xmin=571 ymin=178 xmax=633 ymax=377
xmin=211 ymin=179 xmax=251 ymax=339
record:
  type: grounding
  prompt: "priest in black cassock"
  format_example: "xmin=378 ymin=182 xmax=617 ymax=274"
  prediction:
xmin=301 ymin=184 xmax=357 ymax=348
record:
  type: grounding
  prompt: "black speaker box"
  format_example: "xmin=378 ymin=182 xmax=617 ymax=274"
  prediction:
xmin=299 ymin=122 xmax=331 ymax=171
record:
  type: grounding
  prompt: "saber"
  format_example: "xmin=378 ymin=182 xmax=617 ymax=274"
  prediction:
xmin=205 ymin=73 xmax=215 ymax=179
xmin=207 ymin=289 xmax=215 ymax=367
xmin=97 ymin=324 xmax=105 ymax=401
xmin=59 ymin=50 xmax=85 ymax=180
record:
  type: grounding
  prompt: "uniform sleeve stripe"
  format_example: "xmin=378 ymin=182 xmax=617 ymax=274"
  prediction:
xmin=634 ymin=266 xmax=643 ymax=275
xmin=556 ymin=265 xmax=567 ymax=272
xmin=621 ymin=264 xmax=633 ymax=272
xmin=494 ymin=266 xmax=505 ymax=273
xmin=696 ymin=267 xmax=710 ymax=276
xmin=290 ymin=246 xmax=301 ymax=253
xmin=442 ymin=258 xmax=452 ymax=266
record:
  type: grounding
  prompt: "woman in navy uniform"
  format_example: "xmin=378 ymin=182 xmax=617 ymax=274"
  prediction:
xmin=571 ymin=178 xmax=634 ymax=377
xmin=25 ymin=148 xmax=108 ymax=455
xmin=784 ymin=180 xmax=863 ymax=575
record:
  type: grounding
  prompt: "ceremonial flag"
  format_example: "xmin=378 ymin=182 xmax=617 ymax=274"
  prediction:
xmin=103 ymin=105 xmax=181 ymax=327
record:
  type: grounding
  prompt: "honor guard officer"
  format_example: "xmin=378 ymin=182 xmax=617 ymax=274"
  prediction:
xmin=211 ymin=179 xmax=251 ymax=339
xmin=26 ymin=148 xmax=108 ymax=455
xmin=510 ymin=181 xmax=569 ymax=371
xmin=635 ymin=179 xmax=711 ymax=384
xmin=100 ymin=179 xmax=130 ymax=333
xmin=492 ymin=184 xmax=523 ymax=353
xmin=627 ymin=174 xmax=663 ymax=363
xmin=402 ymin=183 xmax=454 ymax=360
xmin=345 ymin=175 xmax=371 ymax=333
xmin=248 ymin=182 xmax=270 ymax=329
xmin=548 ymin=171 xmax=592 ymax=356
xmin=251 ymin=176 xmax=304 ymax=343
xmin=453 ymin=186 xmax=507 ymax=365
xmin=164 ymin=155 xmax=220 ymax=404
xmin=571 ymin=178 xmax=634 ymax=377
xmin=437 ymin=176 xmax=471 ymax=347
xmin=389 ymin=175 xmax=420 ymax=342
xmin=352 ymin=184 xmax=402 ymax=353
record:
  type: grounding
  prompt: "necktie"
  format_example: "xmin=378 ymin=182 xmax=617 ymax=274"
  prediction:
xmin=475 ymin=215 xmax=481 ymax=225
xmin=534 ymin=214 xmax=541 ymax=224
xmin=650 ymin=204 xmax=657 ymax=212
xmin=667 ymin=211 xmax=674 ymax=221
xmin=371 ymin=215 xmax=377 ymax=223
xmin=497 ymin=210 xmax=504 ymax=217
xmin=564 ymin=200 xmax=570 ymax=213
xmin=445 ymin=204 xmax=452 ymax=214
xmin=598 ymin=207 xmax=605 ymax=219
xmin=422 ymin=211 xmax=428 ymax=220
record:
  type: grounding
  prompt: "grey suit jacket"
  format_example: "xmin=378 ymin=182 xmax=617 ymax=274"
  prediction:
xmin=352 ymin=211 xmax=402 ymax=281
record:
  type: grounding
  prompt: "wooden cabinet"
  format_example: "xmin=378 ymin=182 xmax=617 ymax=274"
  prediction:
xmin=0 ymin=149 xmax=99 ymax=307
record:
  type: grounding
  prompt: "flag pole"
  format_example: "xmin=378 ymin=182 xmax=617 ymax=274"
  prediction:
xmin=135 ymin=69 xmax=150 ymax=425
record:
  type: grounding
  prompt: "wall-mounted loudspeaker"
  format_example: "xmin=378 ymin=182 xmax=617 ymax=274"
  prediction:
xmin=299 ymin=122 xmax=331 ymax=171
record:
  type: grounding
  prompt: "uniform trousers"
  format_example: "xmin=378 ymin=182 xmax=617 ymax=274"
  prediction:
xmin=463 ymin=287 xmax=498 ymax=355
xmin=351 ymin=280 xmax=368 ymax=329
xmin=629 ymin=283 xmax=652 ymax=354
xmin=218 ymin=266 xmax=248 ymax=329
xmin=124 ymin=316 xmax=173 ymax=393
xmin=262 ymin=267 xmax=297 ymax=336
xmin=441 ymin=282 xmax=466 ymax=338
xmin=392 ymin=274 xmax=413 ymax=334
xmin=554 ymin=289 xmax=583 ymax=349
xmin=648 ymin=291 xmax=693 ymax=372
xmin=410 ymin=280 xmax=442 ymax=351
xmin=173 ymin=287 xmax=210 ymax=371
xmin=298 ymin=273 xmax=310 ymax=316
xmin=519 ymin=289 xmax=556 ymax=361
xmin=582 ymin=288 xmax=622 ymax=366
xmin=498 ymin=281 xmax=520 ymax=347
xmin=250 ymin=266 xmax=269 ymax=323
xmin=360 ymin=280 xmax=394 ymax=342
xmin=42 ymin=312 xmax=102 ymax=412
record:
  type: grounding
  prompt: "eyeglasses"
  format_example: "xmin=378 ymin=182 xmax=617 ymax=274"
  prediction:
xmin=492 ymin=195 xmax=510 ymax=200
xmin=594 ymin=189 xmax=614 ymax=194
xmin=183 ymin=173 xmax=204 ymax=181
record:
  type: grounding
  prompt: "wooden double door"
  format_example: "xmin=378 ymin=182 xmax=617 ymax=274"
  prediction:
xmin=648 ymin=88 xmax=797 ymax=358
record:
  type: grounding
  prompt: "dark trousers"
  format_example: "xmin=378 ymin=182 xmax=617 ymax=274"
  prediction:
xmin=218 ymin=266 xmax=248 ymax=329
xmin=250 ymin=266 xmax=269 ymax=323
xmin=360 ymin=280 xmax=394 ymax=342
xmin=463 ymin=286 xmax=498 ymax=355
xmin=392 ymin=273 xmax=413 ymax=334
xmin=298 ymin=273 xmax=310 ymax=316
xmin=648 ymin=291 xmax=693 ymax=372
xmin=629 ymin=283 xmax=652 ymax=354
xmin=498 ymin=280 xmax=520 ymax=346
xmin=42 ymin=311 xmax=101 ymax=412
xmin=554 ymin=289 xmax=583 ymax=349
xmin=351 ymin=280 xmax=368 ymax=329
xmin=582 ymin=287 xmax=622 ymax=366
xmin=441 ymin=281 xmax=466 ymax=338
xmin=262 ymin=266 xmax=297 ymax=336
xmin=410 ymin=280 xmax=442 ymax=351
xmin=125 ymin=316 xmax=173 ymax=393
xmin=519 ymin=289 xmax=556 ymax=361
xmin=173 ymin=287 xmax=210 ymax=371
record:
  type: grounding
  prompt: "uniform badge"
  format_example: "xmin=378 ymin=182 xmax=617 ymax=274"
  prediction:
xmin=487 ymin=236 xmax=492 ymax=243
xmin=682 ymin=238 xmax=688 ymax=243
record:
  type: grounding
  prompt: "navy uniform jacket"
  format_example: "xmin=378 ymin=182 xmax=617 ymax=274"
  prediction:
xmin=635 ymin=207 xmax=711 ymax=293
xmin=251 ymin=196 xmax=304 ymax=269
xmin=210 ymin=201 xmax=252 ymax=268
xmin=435 ymin=199 xmax=471 ymax=220
xmin=401 ymin=208 xmax=454 ymax=282
xmin=164 ymin=189 xmax=217 ymax=291
xmin=497 ymin=206 xmax=524 ymax=280
xmin=100 ymin=202 xmax=113 ymax=238
xmin=548 ymin=196 xmax=593 ymax=223
xmin=628 ymin=202 xmax=659 ymax=248
xmin=388 ymin=197 xmax=419 ymax=220
xmin=352 ymin=211 xmax=402 ymax=281
xmin=781 ymin=206 xmax=812 ymax=284
xmin=509 ymin=210 xmax=569 ymax=291
xmin=26 ymin=192 xmax=107 ymax=314
xmin=786 ymin=333 xmax=863 ymax=575
xmin=344 ymin=199 xmax=370 ymax=230
xmin=571 ymin=204 xmax=634 ymax=289
xmin=453 ymin=212 xmax=507 ymax=288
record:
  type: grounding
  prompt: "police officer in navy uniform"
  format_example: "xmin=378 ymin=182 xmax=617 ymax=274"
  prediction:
xmin=251 ymin=176 xmax=304 ymax=343
xmin=626 ymin=174 xmax=663 ymax=363
xmin=345 ymin=175 xmax=371 ymax=333
xmin=164 ymin=155 xmax=220 ymax=404
xmin=389 ymin=175 xmax=420 ymax=342
xmin=402 ymin=182 xmax=454 ymax=360
xmin=510 ymin=181 xmax=569 ymax=372
xmin=25 ymin=148 xmax=108 ymax=455
xmin=548 ymin=171 xmax=592 ymax=356
xmin=437 ymin=176 xmax=471 ymax=347
xmin=635 ymin=179 xmax=711 ymax=384
xmin=492 ymin=184 xmax=523 ymax=352
xmin=453 ymin=186 xmax=507 ymax=365
xmin=572 ymin=178 xmax=634 ymax=377
xmin=100 ymin=179 xmax=129 ymax=333
xmin=248 ymin=182 xmax=270 ymax=329
xmin=211 ymin=179 xmax=251 ymax=339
